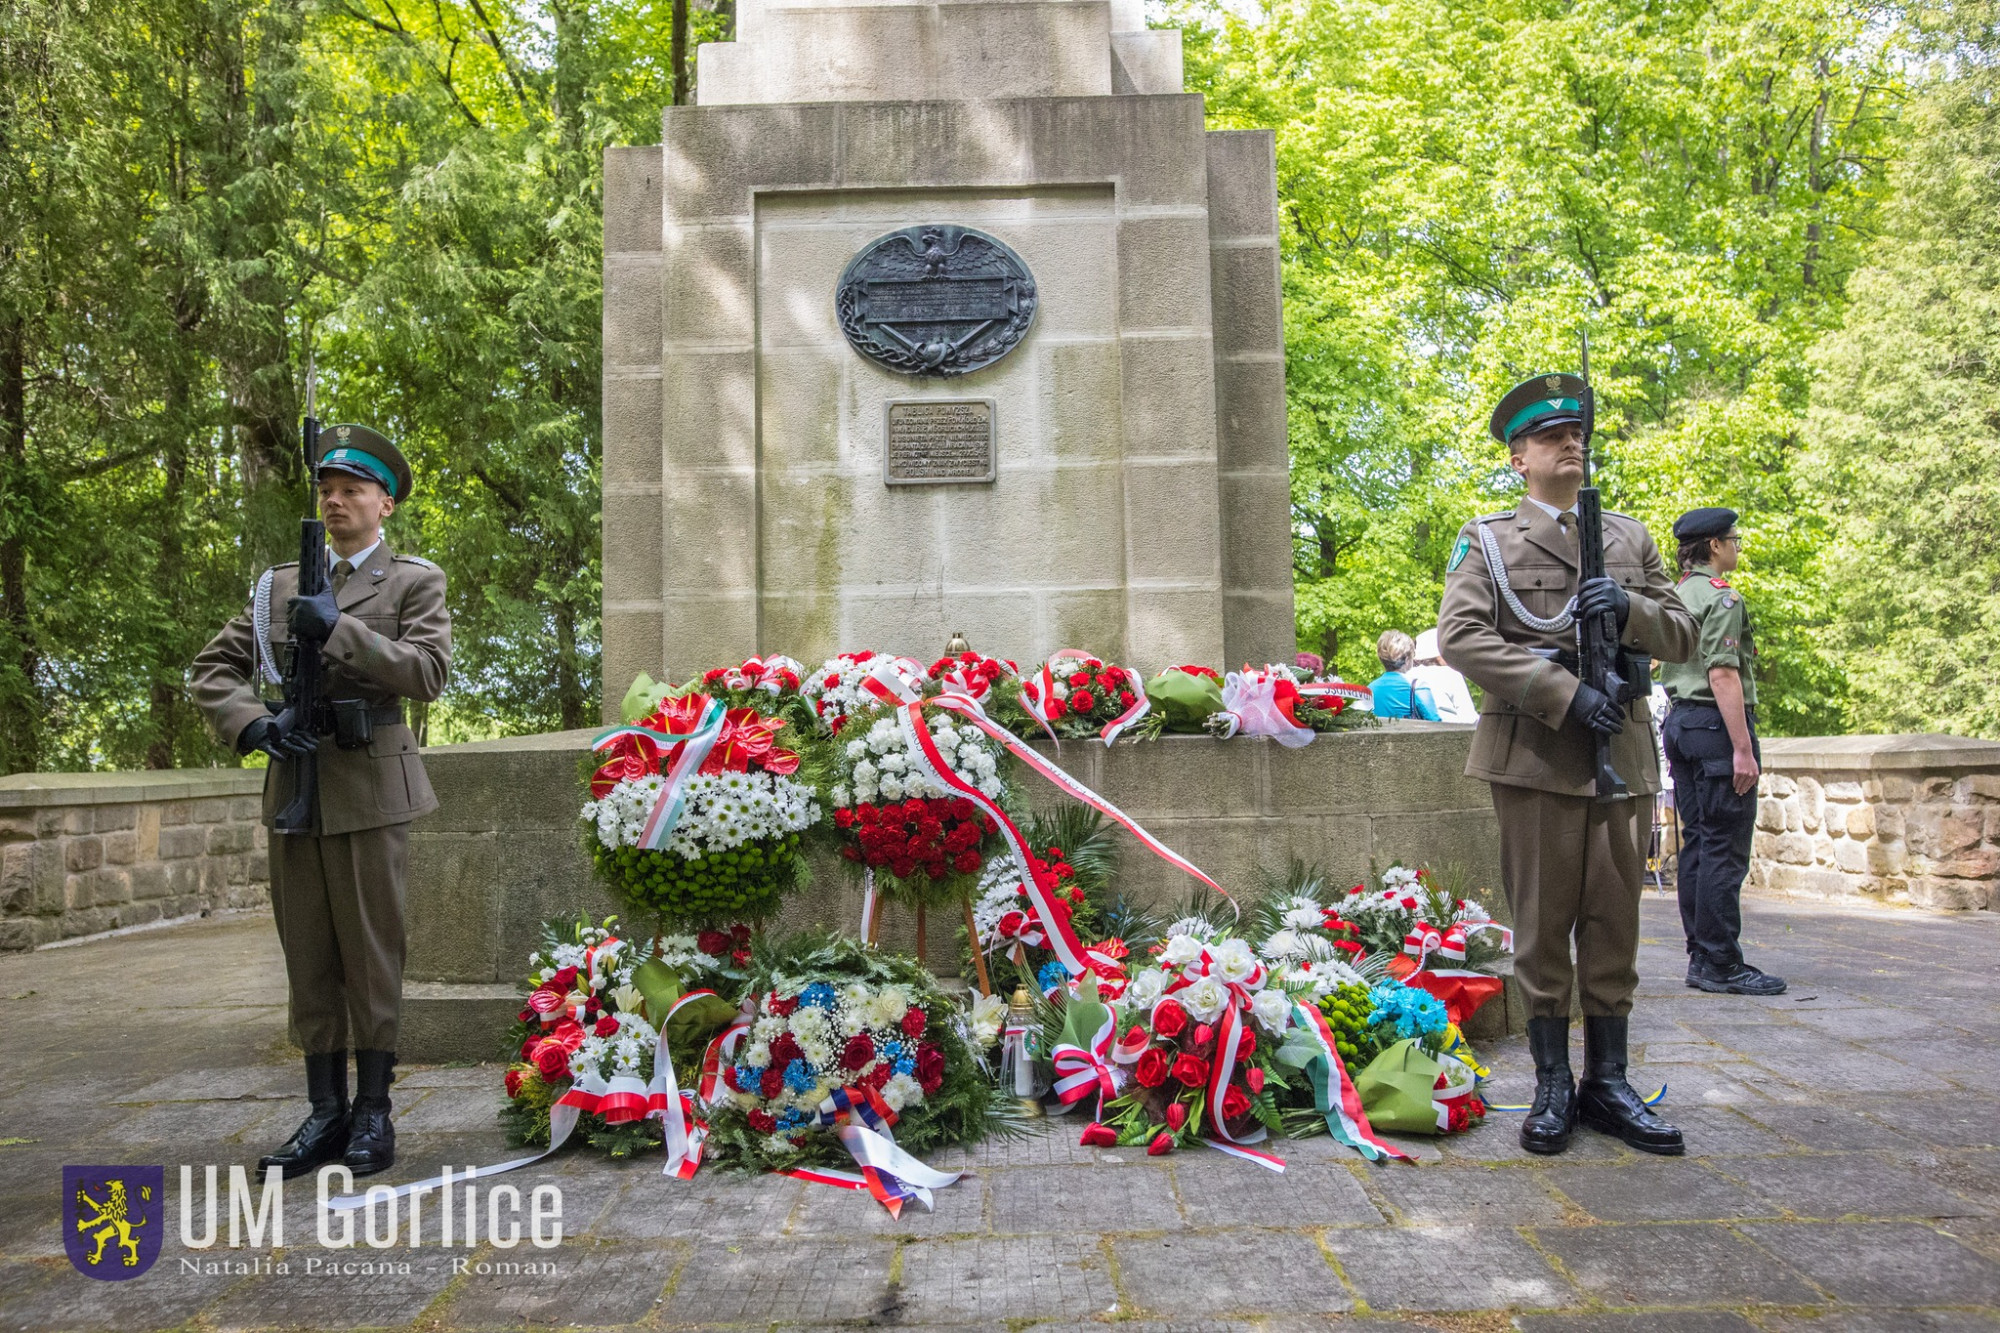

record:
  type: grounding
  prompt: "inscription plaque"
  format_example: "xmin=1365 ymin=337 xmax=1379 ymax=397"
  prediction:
xmin=837 ymin=226 xmax=1038 ymax=377
xmin=883 ymin=399 xmax=996 ymax=485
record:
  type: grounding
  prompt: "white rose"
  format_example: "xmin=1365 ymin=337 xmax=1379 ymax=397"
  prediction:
xmin=1160 ymin=935 xmax=1203 ymax=967
xmin=1180 ymin=976 xmax=1229 ymax=1023
xmin=1212 ymin=939 xmax=1259 ymax=985
xmin=1251 ymin=987 xmax=1292 ymax=1033
xmin=1123 ymin=968 xmax=1166 ymax=1010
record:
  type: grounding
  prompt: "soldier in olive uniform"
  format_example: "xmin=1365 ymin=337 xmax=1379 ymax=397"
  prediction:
xmin=192 ymin=426 xmax=451 ymax=1178
xmin=1660 ymin=507 xmax=1785 ymax=996
xmin=1437 ymin=374 xmax=1696 ymax=1156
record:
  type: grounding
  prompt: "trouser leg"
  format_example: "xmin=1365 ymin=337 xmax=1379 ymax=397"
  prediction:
xmin=1492 ymin=783 xmax=1587 ymax=1019
xmin=1663 ymin=720 xmax=1704 ymax=957
xmin=1667 ymin=712 xmax=1755 ymax=968
xmin=317 ymin=823 xmax=410 ymax=1053
xmin=268 ymin=831 xmax=350 ymax=1055
xmin=1575 ymin=796 xmax=1647 ymax=1017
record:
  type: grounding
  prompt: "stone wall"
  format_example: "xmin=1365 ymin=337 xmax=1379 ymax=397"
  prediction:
xmin=1750 ymin=734 xmax=2000 ymax=912
xmin=398 ymin=722 xmax=1512 ymax=1059
xmin=0 ymin=769 xmax=270 ymax=951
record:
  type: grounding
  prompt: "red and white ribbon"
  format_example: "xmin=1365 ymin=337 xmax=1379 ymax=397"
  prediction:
xmin=1217 ymin=670 xmax=1315 ymax=748
xmin=859 ymin=656 xmax=926 ymax=707
xmin=1050 ymin=1008 xmax=1118 ymax=1118
xmin=1098 ymin=691 xmax=1150 ymax=747
xmin=1200 ymin=1138 xmax=1286 ymax=1172
xmin=1015 ymin=648 xmax=1094 ymax=745
xmin=859 ymin=866 xmax=880 ymax=944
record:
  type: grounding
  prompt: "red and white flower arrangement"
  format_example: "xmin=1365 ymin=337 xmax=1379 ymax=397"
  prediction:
xmin=1014 ymin=651 xmax=1149 ymax=743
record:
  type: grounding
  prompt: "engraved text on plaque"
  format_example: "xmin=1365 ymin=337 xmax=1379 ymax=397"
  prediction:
xmin=883 ymin=399 xmax=996 ymax=485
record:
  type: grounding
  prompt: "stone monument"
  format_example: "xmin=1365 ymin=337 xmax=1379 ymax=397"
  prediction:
xmin=600 ymin=0 xmax=1296 ymax=703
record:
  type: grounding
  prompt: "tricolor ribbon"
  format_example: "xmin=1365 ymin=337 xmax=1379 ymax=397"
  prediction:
xmin=859 ymin=656 xmax=926 ymax=707
xmin=782 ymin=1122 xmax=962 ymax=1217
xmin=1204 ymin=998 xmax=1267 ymax=1150
xmin=1200 ymin=1138 xmax=1287 ymax=1172
xmin=590 ymin=695 xmax=729 ymax=851
xmin=1098 ymin=691 xmax=1150 ymax=747
xmin=1015 ymin=648 xmax=1095 ymax=745
xmin=1289 ymin=1001 xmax=1412 ymax=1163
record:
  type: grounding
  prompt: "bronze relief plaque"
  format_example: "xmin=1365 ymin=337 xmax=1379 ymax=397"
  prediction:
xmin=836 ymin=226 xmax=1038 ymax=377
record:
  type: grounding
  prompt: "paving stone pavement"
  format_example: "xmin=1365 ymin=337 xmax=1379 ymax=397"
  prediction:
xmin=1 ymin=893 xmax=1997 ymax=1331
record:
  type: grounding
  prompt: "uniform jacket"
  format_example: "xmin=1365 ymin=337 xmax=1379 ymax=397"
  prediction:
xmin=191 ymin=542 xmax=452 ymax=835
xmin=1658 ymin=566 xmax=1758 ymax=708
xmin=1437 ymin=504 xmax=1694 ymax=798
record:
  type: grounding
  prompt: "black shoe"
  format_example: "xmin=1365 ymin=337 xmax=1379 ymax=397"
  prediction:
xmin=1688 ymin=957 xmax=1787 ymax=996
xmin=258 ymin=1051 xmax=350 ymax=1180
xmin=1520 ymin=1017 xmax=1577 ymax=1155
xmin=344 ymin=1049 xmax=397 ymax=1177
xmin=1577 ymin=1016 xmax=1684 ymax=1155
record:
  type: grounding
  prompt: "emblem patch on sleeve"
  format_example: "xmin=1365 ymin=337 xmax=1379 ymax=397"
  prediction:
xmin=1709 ymin=577 xmax=1731 ymax=589
xmin=1447 ymin=536 xmax=1471 ymax=573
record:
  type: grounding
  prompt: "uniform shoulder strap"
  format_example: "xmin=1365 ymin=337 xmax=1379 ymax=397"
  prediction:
xmin=393 ymin=553 xmax=440 ymax=570
xmin=1473 ymin=510 xmax=1515 ymax=525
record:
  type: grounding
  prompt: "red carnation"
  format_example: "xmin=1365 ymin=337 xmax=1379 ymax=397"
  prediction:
xmin=1079 ymin=1122 xmax=1118 ymax=1148
xmin=593 ymin=1015 xmax=619 ymax=1038
xmin=551 ymin=966 xmax=579 ymax=990
xmin=1068 ymin=887 xmax=1085 ymax=905
xmin=1152 ymin=999 xmax=1188 ymax=1038
xmin=901 ymin=1008 xmax=927 ymax=1038
xmin=1134 ymin=1048 xmax=1170 ymax=1088
xmin=1246 ymin=1066 xmax=1266 ymax=1094
xmin=1170 ymin=1052 xmax=1209 ymax=1087
xmin=841 ymin=1033 xmax=876 ymax=1071
xmin=1119 ymin=690 xmax=1136 ymax=707
xmin=504 ymin=1069 xmax=524 ymax=1099
xmin=891 ymin=858 xmax=918 ymax=878
xmin=954 ymin=851 xmax=983 ymax=874
xmin=1068 ymin=671 xmax=1091 ymax=687
xmin=533 ymin=1041 xmax=570 ymax=1081
xmin=748 ymin=1109 xmax=777 ymax=1134
xmin=769 ymin=994 xmax=798 ymax=1016
xmin=770 ymin=1032 xmax=803 ymax=1067
xmin=865 ymin=1062 xmax=894 ymax=1090
xmin=834 ymin=808 xmax=856 ymax=829
xmin=1147 ymin=1130 xmax=1176 ymax=1157
xmin=1165 ymin=1101 xmax=1188 ymax=1131
xmin=1046 ymin=696 xmax=1067 ymax=719
xmin=996 ymin=909 xmax=1027 ymax=938
xmin=759 ymin=1067 xmax=786 ymax=1099
xmin=1071 ymin=690 xmax=1096 ymax=712
xmin=1222 ymin=1083 xmax=1253 ymax=1121
xmin=732 ymin=924 xmax=752 ymax=945
xmin=916 ymin=1044 xmax=946 ymax=1093
xmin=733 ymin=948 xmax=752 ymax=966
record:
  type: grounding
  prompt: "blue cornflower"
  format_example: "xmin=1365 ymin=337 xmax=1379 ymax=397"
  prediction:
xmin=1037 ymin=961 xmax=1067 ymax=994
xmin=799 ymin=982 xmax=837 ymax=1009
xmin=893 ymin=1054 xmax=916 ymax=1076
xmin=775 ymin=1108 xmax=806 ymax=1130
xmin=734 ymin=1061 xmax=763 ymax=1087
xmin=783 ymin=1058 xmax=816 ymax=1092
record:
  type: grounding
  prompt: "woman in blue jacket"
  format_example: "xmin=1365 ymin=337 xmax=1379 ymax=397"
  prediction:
xmin=1368 ymin=630 xmax=1441 ymax=720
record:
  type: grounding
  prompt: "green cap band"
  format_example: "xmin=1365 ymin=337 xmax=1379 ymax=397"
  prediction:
xmin=319 ymin=446 xmax=398 ymax=496
xmin=1503 ymin=397 xmax=1581 ymax=442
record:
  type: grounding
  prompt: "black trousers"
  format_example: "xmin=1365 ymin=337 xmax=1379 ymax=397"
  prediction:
xmin=1663 ymin=703 xmax=1759 ymax=968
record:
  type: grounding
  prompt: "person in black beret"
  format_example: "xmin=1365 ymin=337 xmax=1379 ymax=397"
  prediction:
xmin=1659 ymin=507 xmax=1785 ymax=995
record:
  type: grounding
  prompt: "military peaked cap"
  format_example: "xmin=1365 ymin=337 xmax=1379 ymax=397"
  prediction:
xmin=315 ymin=424 xmax=413 ymax=501
xmin=1489 ymin=372 xmax=1587 ymax=444
xmin=1672 ymin=507 xmax=1738 ymax=542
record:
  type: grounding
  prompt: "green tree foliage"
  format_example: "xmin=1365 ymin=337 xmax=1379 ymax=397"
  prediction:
xmin=0 ymin=0 xmax=727 ymax=772
xmin=1805 ymin=4 xmax=2000 ymax=737
xmin=1178 ymin=0 xmax=1902 ymax=733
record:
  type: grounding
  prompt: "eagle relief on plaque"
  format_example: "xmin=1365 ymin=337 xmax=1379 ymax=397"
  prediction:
xmin=835 ymin=225 xmax=1038 ymax=377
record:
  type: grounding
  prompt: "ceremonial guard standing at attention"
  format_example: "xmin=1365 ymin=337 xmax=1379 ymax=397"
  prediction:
xmin=192 ymin=424 xmax=451 ymax=1178
xmin=1438 ymin=373 xmax=1696 ymax=1156
xmin=1660 ymin=507 xmax=1785 ymax=996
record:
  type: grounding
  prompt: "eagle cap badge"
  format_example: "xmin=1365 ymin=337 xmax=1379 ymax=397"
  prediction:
xmin=1544 ymin=375 xmax=1562 ymax=392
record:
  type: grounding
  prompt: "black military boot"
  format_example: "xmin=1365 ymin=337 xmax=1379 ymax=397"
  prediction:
xmin=344 ymin=1049 xmax=397 ymax=1176
xmin=1577 ymin=1016 xmax=1684 ymax=1155
xmin=1520 ymin=1017 xmax=1578 ymax=1155
xmin=258 ymin=1051 xmax=350 ymax=1180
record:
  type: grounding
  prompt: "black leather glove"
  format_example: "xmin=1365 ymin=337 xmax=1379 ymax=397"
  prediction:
xmin=238 ymin=711 xmax=319 ymax=759
xmin=1577 ymin=576 xmax=1630 ymax=631
xmin=1567 ymin=681 xmax=1625 ymax=736
xmin=288 ymin=589 xmax=341 ymax=643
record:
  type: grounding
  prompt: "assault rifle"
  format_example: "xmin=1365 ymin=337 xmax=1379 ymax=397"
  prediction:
xmin=272 ymin=353 xmax=327 ymax=835
xmin=1575 ymin=332 xmax=1637 ymax=803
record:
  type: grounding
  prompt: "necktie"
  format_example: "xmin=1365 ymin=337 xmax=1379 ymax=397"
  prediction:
xmin=1557 ymin=513 xmax=1576 ymax=542
xmin=332 ymin=559 xmax=353 ymax=596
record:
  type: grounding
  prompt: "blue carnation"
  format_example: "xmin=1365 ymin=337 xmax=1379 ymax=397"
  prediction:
xmin=893 ymin=1054 xmax=916 ymax=1076
xmin=1366 ymin=983 xmax=1448 ymax=1041
xmin=775 ymin=1108 xmax=807 ymax=1130
xmin=1037 ymin=961 xmax=1068 ymax=994
xmin=881 ymin=1038 xmax=905 ymax=1061
xmin=734 ymin=1061 xmax=763 ymax=1086
xmin=783 ymin=1058 xmax=817 ymax=1092
xmin=799 ymin=982 xmax=837 ymax=1009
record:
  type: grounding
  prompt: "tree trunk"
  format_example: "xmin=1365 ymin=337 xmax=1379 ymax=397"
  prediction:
xmin=672 ymin=0 xmax=691 ymax=105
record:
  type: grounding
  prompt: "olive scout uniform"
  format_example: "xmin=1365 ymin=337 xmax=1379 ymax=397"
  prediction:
xmin=1438 ymin=374 xmax=1696 ymax=1155
xmin=1660 ymin=506 xmax=1783 ymax=995
xmin=191 ymin=425 xmax=449 ymax=1178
